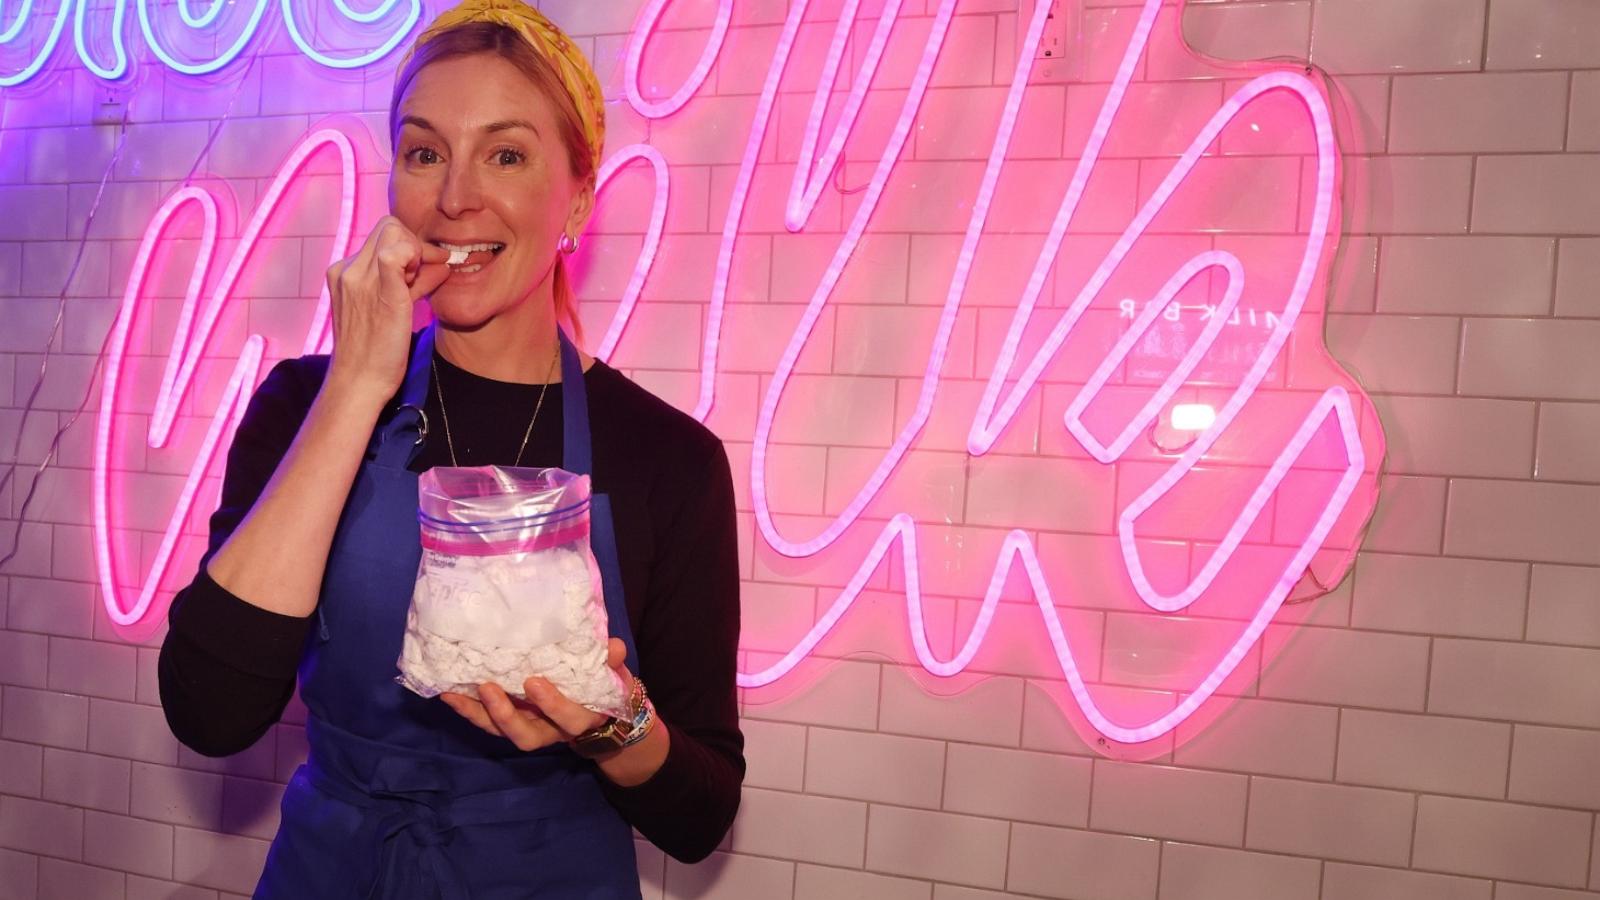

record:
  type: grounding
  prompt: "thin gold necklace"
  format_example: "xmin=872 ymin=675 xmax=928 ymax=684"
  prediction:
xmin=431 ymin=341 xmax=560 ymax=467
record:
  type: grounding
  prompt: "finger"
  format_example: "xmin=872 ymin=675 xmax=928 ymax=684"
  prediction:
xmin=350 ymin=215 xmax=402 ymax=272
xmin=374 ymin=217 xmax=428 ymax=279
xmin=376 ymin=239 xmax=420 ymax=306
xmin=523 ymin=677 xmax=609 ymax=737
xmin=607 ymin=638 xmax=626 ymax=672
xmin=336 ymin=218 xmax=402 ymax=303
xmin=325 ymin=258 xmax=347 ymax=294
xmin=371 ymin=217 xmax=425 ymax=259
xmin=396 ymin=235 xmax=439 ymax=286
xmin=417 ymin=242 xmax=449 ymax=265
xmin=440 ymin=692 xmax=504 ymax=737
xmin=481 ymin=682 xmax=563 ymax=752
xmin=408 ymin=262 xmax=452 ymax=301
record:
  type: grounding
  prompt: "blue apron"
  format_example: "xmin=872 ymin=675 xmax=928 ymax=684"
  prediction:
xmin=254 ymin=324 xmax=644 ymax=900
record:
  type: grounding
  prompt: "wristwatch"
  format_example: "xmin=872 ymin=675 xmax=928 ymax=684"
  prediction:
xmin=571 ymin=675 xmax=656 ymax=759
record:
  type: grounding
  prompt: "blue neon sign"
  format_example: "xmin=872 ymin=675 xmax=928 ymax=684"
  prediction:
xmin=0 ymin=0 xmax=419 ymax=86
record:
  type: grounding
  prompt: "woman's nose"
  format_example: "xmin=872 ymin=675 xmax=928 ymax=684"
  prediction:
xmin=438 ymin=163 xmax=484 ymax=217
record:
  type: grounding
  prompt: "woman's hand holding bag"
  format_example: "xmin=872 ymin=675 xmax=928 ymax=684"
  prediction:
xmin=441 ymin=637 xmax=628 ymax=751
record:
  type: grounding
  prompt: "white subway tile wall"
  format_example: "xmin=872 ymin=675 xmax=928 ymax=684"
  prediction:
xmin=1 ymin=0 xmax=1598 ymax=898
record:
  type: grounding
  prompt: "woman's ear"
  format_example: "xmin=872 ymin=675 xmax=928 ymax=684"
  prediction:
xmin=565 ymin=175 xmax=597 ymax=239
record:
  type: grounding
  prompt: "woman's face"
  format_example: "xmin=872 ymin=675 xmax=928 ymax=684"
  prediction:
xmin=390 ymin=52 xmax=593 ymax=326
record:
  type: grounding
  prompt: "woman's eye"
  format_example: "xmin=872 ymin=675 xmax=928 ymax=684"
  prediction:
xmin=407 ymin=147 xmax=441 ymax=165
xmin=493 ymin=149 xmax=526 ymax=166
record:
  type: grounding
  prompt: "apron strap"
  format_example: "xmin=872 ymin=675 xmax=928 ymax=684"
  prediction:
xmin=371 ymin=321 xmax=636 ymax=671
xmin=380 ymin=324 xmax=588 ymax=474
xmin=556 ymin=327 xmax=638 ymax=672
xmin=590 ymin=494 xmax=638 ymax=675
xmin=557 ymin=326 xmax=591 ymax=476
xmin=374 ymin=323 xmax=437 ymax=471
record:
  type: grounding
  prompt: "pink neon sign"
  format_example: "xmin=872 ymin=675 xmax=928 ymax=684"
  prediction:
xmin=90 ymin=0 xmax=1383 ymax=752
xmin=625 ymin=0 xmax=1379 ymax=748
xmin=91 ymin=134 xmax=666 ymax=639
xmin=94 ymin=128 xmax=359 ymax=637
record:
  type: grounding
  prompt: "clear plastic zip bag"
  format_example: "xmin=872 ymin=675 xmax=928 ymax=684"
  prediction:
xmin=395 ymin=465 xmax=631 ymax=719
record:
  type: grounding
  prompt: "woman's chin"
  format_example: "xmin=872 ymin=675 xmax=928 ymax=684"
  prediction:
xmin=426 ymin=290 xmax=506 ymax=329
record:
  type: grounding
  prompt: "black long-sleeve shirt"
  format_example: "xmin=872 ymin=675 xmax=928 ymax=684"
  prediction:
xmin=157 ymin=331 xmax=744 ymax=863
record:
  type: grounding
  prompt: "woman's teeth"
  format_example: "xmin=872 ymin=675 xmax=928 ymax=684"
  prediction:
xmin=436 ymin=242 xmax=505 ymax=269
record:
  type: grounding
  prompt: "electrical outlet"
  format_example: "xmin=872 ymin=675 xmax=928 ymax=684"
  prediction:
xmin=1028 ymin=0 xmax=1084 ymax=83
xmin=1036 ymin=0 xmax=1067 ymax=60
xmin=92 ymin=89 xmax=127 ymax=126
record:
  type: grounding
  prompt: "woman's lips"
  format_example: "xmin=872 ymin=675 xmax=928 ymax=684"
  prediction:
xmin=435 ymin=241 xmax=504 ymax=273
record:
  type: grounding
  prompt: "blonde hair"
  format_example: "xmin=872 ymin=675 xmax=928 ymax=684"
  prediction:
xmin=390 ymin=21 xmax=593 ymax=345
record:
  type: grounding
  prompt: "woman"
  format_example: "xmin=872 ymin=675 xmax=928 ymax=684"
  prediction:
xmin=156 ymin=2 xmax=744 ymax=896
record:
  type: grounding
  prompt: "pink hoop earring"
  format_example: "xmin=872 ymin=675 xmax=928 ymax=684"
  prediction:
xmin=558 ymin=233 xmax=580 ymax=255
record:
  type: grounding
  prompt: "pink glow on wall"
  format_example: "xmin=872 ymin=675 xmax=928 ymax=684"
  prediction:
xmin=80 ymin=0 xmax=1384 ymax=752
xmin=93 ymin=128 xmax=359 ymax=638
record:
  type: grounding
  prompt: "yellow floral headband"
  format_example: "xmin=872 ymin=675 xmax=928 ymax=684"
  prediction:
xmin=402 ymin=0 xmax=606 ymax=172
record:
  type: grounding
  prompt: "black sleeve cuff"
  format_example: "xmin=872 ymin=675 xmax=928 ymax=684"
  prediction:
xmin=168 ymin=565 xmax=315 ymax=680
xmin=599 ymin=719 xmax=699 ymax=809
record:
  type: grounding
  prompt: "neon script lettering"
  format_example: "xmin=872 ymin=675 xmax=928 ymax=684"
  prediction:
xmin=93 ymin=134 xmax=666 ymax=637
xmin=91 ymin=0 xmax=1383 ymax=749
xmin=0 ymin=0 xmax=418 ymax=84
xmin=94 ymin=128 xmax=357 ymax=631
xmin=612 ymin=0 xmax=1379 ymax=744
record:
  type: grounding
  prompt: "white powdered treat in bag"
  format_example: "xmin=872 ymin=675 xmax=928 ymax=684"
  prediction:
xmin=396 ymin=466 xmax=631 ymax=719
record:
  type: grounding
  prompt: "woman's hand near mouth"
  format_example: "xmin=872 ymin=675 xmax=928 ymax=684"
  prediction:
xmin=325 ymin=215 xmax=453 ymax=404
xmin=197 ymin=216 xmax=452 ymax=626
